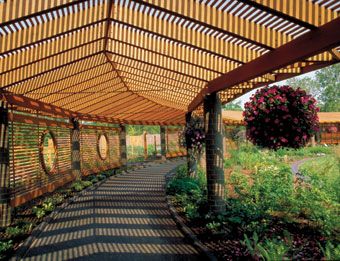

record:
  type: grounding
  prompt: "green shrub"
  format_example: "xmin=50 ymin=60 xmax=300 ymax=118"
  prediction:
xmin=90 ymin=177 xmax=98 ymax=183
xmin=71 ymin=181 xmax=84 ymax=192
xmin=51 ymin=194 xmax=64 ymax=205
xmin=97 ymin=174 xmax=106 ymax=181
xmin=0 ymin=240 xmax=13 ymax=259
xmin=166 ymin=178 xmax=200 ymax=195
xmin=82 ymin=180 xmax=92 ymax=188
xmin=5 ymin=226 xmax=26 ymax=238
xmin=175 ymin=164 xmax=188 ymax=179
xmin=42 ymin=201 xmax=54 ymax=212
xmin=319 ymin=242 xmax=340 ymax=260
xmin=32 ymin=206 xmax=46 ymax=219
xmin=243 ymin=232 xmax=290 ymax=261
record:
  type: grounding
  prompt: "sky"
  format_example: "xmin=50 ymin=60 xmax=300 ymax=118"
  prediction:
xmin=234 ymin=71 xmax=316 ymax=106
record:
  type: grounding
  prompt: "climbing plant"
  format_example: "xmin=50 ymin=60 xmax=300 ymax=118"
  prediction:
xmin=243 ymin=85 xmax=319 ymax=149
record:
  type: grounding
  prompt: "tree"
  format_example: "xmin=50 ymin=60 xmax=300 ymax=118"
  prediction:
xmin=315 ymin=63 xmax=340 ymax=112
xmin=286 ymin=63 xmax=340 ymax=112
xmin=223 ymin=100 xmax=243 ymax=111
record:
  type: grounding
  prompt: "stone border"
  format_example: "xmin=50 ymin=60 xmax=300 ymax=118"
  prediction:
xmin=164 ymin=169 xmax=217 ymax=261
xmin=11 ymin=163 xmax=148 ymax=261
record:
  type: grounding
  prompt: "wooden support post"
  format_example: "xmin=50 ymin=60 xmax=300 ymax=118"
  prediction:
xmin=160 ymin=126 xmax=166 ymax=160
xmin=185 ymin=112 xmax=197 ymax=177
xmin=154 ymin=135 xmax=157 ymax=156
xmin=204 ymin=93 xmax=225 ymax=215
xmin=0 ymin=101 xmax=11 ymax=227
xmin=119 ymin=125 xmax=127 ymax=170
xmin=143 ymin=131 xmax=147 ymax=160
xmin=70 ymin=118 xmax=81 ymax=180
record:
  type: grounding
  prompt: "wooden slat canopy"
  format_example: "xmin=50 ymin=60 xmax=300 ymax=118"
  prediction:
xmin=1 ymin=0 xmax=339 ymax=124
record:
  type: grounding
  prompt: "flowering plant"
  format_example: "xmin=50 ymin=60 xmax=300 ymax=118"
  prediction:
xmin=180 ymin=117 xmax=205 ymax=154
xmin=244 ymin=85 xmax=319 ymax=149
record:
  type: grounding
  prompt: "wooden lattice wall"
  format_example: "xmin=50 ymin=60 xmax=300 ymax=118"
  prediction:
xmin=7 ymin=109 xmax=121 ymax=208
xmin=8 ymin=111 xmax=73 ymax=207
xmin=80 ymin=125 xmax=120 ymax=176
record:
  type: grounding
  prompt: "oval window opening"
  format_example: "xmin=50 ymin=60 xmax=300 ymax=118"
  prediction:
xmin=98 ymin=134 xmax=108 ymax=160
xmin=40 ymin=131 xmax=57 ymax=174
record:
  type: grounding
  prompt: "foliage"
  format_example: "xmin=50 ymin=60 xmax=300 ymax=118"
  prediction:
xmin=42 ymin=201 xmax=54 ymax=212
xmin=223 ymin=100 xmax=243 ymax=111
xmin=32 ymin=206 xmax=46 ymax=219
xmin=206 ymin=221 xmax=222 ymax=233
xmin=167 ymin=164 xmax=207 ymax=220
xmin=319 ymin=242 xmax=340 ymax=260
xmin=70 ymin=181 xmax=84 ymax=192
xmin=50 ymin=194 xmax=64 ymax=205
xmin=244 ymin=85 xmax=319 ymax=149
xmin=82 ymin=180 xmax=93 ymax=188
xmin=243 ymin=232 xmax=290 ymax=261
xmin=97 ymin=174 xmax=106 ymax=181
xmin=127 ymin=125 xmax=160 ymax=135
xmin=5 ymin=226 xmax=26 ymax=238
xmin=294 ymin=163 xmax=340 ymax=236
xmin=166 ymin=178 xmax=201 ymax=195
xmin=0 ymin=240 xmax=13 ymax=259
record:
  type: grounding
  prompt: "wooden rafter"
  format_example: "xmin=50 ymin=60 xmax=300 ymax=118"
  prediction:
xmin=188 ymin=17 xmax=340 ymax=112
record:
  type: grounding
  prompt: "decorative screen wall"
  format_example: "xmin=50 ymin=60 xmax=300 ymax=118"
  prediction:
xmin=80 ymin=125 xmax=120 ymax=176
xmin=8 ymin=112 xmax=73 ymax=207
xmin=7 ymin=110 xmax=121 ymax=207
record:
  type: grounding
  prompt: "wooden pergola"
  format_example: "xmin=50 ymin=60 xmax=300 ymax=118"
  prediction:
xmin=0 ymin=0 xmax=340 ymax=225
xmin=1 ymin=0 xmax=339 ymax=125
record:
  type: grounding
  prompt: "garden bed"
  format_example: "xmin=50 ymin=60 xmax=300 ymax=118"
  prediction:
xmin=166 ymin=145 xmax=340 ymax=260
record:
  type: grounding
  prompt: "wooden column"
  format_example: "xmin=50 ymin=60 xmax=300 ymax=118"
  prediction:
xmin=204 ymin=93 xmax=225 ymax=215
xmin=185 ymin=112 xmax=197 ymax=177
xmin=0 ymin=101 xmax=11 ymax=227
xmin=160 ymin=126 xmax=166 ymax=160
xmin=70 ymin=118 xmax=81 ymax=180
xmin=119 ymin=124 xmax=127 ymax=170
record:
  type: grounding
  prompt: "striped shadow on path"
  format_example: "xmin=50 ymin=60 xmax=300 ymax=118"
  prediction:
xmin=21 ymin=160 xmax=202 ymax=261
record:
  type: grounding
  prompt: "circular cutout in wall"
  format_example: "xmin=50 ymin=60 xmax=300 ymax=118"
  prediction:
xmin=40 ymin=130 xmax=57 ymax=174
xmin=98 ymin=134 xmax=109 ymax=160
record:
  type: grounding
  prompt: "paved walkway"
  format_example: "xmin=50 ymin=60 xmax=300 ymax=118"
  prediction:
xmin=22 ymin=160 xmax=201 ymax=261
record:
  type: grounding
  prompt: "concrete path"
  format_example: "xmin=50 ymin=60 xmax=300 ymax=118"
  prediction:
xmin=21 ymin=160 xmax=201 ymax=261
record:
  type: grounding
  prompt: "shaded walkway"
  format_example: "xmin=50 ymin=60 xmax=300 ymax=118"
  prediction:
xmin=22 ymin=160 xmax=201 ymax=260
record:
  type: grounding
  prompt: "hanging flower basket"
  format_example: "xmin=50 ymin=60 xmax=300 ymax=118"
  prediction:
xmin=244 ymin=85 xmax=320 ymax=149
xmin=180 ymin=117 xmax=205 ymax=155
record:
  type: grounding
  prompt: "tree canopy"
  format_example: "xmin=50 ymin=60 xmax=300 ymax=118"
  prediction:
xmin=286 ymin=63 xmax=339 ymax=112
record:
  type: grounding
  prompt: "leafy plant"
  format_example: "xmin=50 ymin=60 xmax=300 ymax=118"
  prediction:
xmin=71 ymin=181 xmax=84 ymax=192
xmin=32 ymin=206 xmax=46 ymax=219
xmin=90 ymin=177 xmax=98 ymax=183
xmin=206 ymin=221 xmax=221 ymax=233
xmin=257 ymin=238 xmax=290 ymax=261
xmin=0 ymin=240 xmax=13 ymax=259
xmin=51 ymin=194 xmax=64 ymax=205
xmin=243 ymin=232 xmax=290 ymax=261
xmin=166 ymin=178 xmax=200 ymax=195
xmin=97 ymin=174 xmax=106 ymax=181
xmin=5 ymin=226 xmax=26 ymax=238
xmin=319 ymin=242 xmax=340 ymax=260
xmin=81 ymin=180 xmax=92 ymax=188
xmin=42 ymin=201 xmax=54 ymax=212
